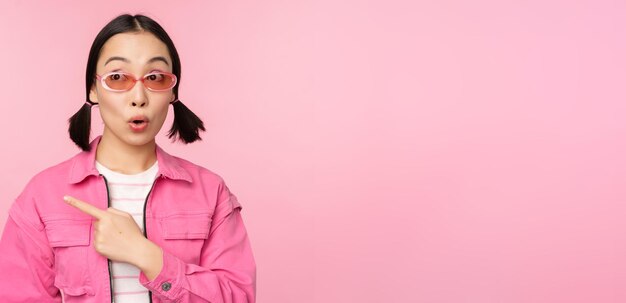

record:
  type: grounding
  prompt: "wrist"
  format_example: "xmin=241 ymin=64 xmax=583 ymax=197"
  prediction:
xmin=133 ymin=238 xmax=164 ymax=280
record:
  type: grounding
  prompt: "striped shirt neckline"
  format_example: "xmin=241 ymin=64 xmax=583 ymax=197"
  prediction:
xmin=95 ymin=160 xmax=158 ymax=180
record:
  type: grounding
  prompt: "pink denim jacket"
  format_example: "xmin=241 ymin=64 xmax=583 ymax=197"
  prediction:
xmin=0 ymin=135 xmax=256 ymax=302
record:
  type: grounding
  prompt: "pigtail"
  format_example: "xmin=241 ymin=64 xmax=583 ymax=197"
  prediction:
xmin=68 ymin=100 xmax=96 ymax=151
xmin=167 ymin=99 xmax=206 ymax=143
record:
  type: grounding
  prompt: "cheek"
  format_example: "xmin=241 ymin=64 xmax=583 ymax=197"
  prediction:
xmin=155 ymin=106 xmax=170 ymax=124
xmin=152 ymin=106 xmax=169 ymax=129
xmin=97 ymin=100 xmax=125 ymax=123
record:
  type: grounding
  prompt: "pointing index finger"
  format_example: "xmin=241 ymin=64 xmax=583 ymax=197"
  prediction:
xmin=63 ymin=196 xmax=106 ymax=220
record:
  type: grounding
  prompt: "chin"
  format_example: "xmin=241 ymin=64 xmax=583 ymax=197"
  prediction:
xmin=126 ymin=135 xmax=157 ymax=146
xmin=114 ymin=131 xmax=157 ymax=147
xmin=104 ymin=125 xmax=160 ymax=147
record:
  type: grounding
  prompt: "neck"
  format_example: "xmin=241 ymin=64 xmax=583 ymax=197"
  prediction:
xmin=96 ymin=130 xmax=157 ymax=174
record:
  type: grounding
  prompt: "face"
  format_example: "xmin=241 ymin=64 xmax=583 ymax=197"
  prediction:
xmin=89 ymin=31 xmax=176 ymax=148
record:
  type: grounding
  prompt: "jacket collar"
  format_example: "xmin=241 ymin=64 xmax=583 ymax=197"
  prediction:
xmin=68 ymin=135 xmax=192 ymax=184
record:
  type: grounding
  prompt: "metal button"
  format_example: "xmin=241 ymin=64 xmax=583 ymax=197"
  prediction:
xmin=161 ymin=282 xmax=172 ymax=291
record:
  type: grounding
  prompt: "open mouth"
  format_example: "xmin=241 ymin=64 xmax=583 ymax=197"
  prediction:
xmin=128 ymin=116 xmax=149 ymax=132
xmin=129 ymin=115 xmax=149 ymax=124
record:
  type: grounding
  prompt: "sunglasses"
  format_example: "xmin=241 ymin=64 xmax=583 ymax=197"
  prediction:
xmin=95 ymin=71 xmax=177 ymax=92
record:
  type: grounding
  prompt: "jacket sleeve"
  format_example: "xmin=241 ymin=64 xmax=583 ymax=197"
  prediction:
xmin=139 ymin=179 xmax=256 ymax=303
xmin=0 ymin=184 xmax=61 ymax=302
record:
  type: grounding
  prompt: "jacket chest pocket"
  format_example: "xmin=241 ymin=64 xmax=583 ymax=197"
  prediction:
xmin=158 ymin=211 xmax=212 ymax=264
xmin=42 ymin=217 xmax=95 ymax=297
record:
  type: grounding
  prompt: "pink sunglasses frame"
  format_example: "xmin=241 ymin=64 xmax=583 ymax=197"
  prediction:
xmin=95 ymin=71 xmax=178 ymax=92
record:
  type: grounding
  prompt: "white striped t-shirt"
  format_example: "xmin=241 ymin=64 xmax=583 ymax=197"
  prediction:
xmin=95 ymin=160 xmax=159 ymax=303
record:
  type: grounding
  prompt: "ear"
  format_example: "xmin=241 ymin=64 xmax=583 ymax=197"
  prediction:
xmin=89 ymin=84 xmax=99 ymax=103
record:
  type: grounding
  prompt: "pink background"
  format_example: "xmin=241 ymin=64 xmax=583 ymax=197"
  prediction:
xmin=1 ymin=0 xmax=625 ymax=302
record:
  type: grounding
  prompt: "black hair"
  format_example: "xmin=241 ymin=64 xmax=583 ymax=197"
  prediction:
xmin=68 ymin=14 xmax=205 ymax=151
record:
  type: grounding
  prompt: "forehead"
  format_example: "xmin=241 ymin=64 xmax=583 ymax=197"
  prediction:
xmin=98 ymin=31 xmax=171 ymax=68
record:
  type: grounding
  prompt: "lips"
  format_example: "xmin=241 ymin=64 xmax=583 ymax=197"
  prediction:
xmin=128 ymin=115 xmax=149 ymax=132
xmin=129 ymin=115 xmax=149 ymax=124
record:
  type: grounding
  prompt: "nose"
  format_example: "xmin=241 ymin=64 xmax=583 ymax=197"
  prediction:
xmin=131 ymin=80 xmax=149 ymax=107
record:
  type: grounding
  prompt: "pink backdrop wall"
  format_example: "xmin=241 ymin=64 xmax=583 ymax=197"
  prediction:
xmin=1 ymin=0 xmax=625 ymax=302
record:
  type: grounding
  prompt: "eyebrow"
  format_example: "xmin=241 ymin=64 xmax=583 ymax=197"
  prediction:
xmin=104 ymin=56 xmax=170 ymax=66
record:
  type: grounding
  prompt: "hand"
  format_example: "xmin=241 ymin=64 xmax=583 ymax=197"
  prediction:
xmin=63 ymin=195 xmax=147 ymax=265
xmin=63 ymin=195 xmax=164 ymax=280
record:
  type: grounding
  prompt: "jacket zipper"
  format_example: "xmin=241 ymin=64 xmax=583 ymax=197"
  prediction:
xmin=144 ymin=174 xmax=160 ymax=303
xmin=100 ymin=174 xmax=114 ymax=303
xmin=101 ymin=173 xmax=160 ymax=303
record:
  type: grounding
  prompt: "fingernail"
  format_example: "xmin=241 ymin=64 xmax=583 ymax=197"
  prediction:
xmin=63 ymin=196 xmax=70 ymax=202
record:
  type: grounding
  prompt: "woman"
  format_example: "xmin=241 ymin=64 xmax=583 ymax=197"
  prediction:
xmin=0 ymin=14 xmax=256 ymax=303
